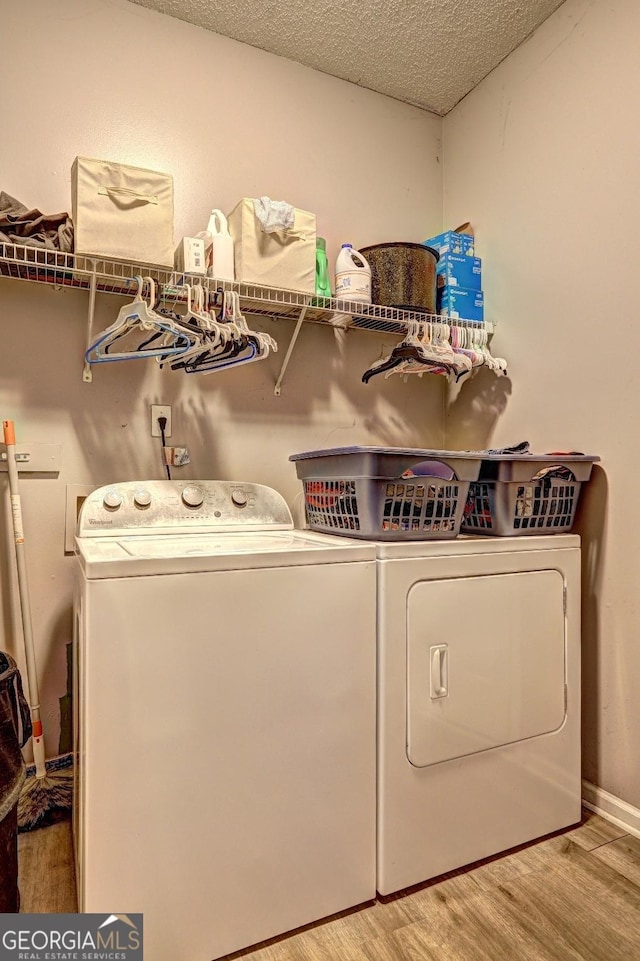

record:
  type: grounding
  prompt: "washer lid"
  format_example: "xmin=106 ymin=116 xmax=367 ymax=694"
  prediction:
xmin=76 ymin=529 xmax=375 ymax=578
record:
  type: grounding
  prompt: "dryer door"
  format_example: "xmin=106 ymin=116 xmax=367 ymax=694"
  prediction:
xmin=407 ymin=569 xmax=566 ymax=767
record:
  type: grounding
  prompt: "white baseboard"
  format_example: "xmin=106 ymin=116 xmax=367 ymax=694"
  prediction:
xmin=582 ymin=780 xmax=640 ymax=840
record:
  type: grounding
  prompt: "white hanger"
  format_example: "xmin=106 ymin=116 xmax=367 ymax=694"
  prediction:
xmin=85 ymin=276 xmax=190 ymax=364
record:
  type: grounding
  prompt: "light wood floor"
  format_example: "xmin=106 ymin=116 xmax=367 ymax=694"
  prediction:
xmin=18 ymin=809 xmax=640 ymax=960
xmin=18 ymin=819 xmax=77 ymax=914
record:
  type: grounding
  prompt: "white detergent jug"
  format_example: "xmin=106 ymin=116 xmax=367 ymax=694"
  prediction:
xmin=335 ymin=244 xmax=371 ymax=303
xmin=202 ymin=209 xmax=235 ymax=281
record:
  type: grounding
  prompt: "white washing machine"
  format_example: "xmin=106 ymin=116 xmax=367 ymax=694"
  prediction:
xmin=73 ymin=480 xmax=376 ymax=961
xmin=376 ymin=533 xmax=581 ymax=894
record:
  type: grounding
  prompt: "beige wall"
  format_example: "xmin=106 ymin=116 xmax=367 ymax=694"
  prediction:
xmin=443 ymin=0 xmax=638 ymax=804
xmin=9 ymin=0 xmax=628 ymax=811
xmin=1 ymin=0 xmax=444 ymax=754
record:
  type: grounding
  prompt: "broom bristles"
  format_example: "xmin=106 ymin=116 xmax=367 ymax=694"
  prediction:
xmin=18 ymin=767 xmax=74 ymax=832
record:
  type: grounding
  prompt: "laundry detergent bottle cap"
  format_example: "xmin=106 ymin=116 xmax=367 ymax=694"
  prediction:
xmin=335 ymin=244 xmax=371 ymax=304
xmin=205 ymin=208 xmax=235 ymax=281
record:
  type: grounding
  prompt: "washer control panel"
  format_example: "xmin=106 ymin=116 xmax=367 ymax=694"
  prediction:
xmin=78 ymin=481 xmax=293 ymax=536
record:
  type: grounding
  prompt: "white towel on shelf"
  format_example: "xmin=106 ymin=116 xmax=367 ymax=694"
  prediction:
xmin=253 ymin=196 xmax=295 ymax=233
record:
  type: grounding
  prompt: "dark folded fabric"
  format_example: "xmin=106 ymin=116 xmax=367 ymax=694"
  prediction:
xmin=486 ymin=441 xmax=530 ymax=455
xmin=465 ymin=442 xmax=531 ymax=456
xmin=0 ymin=190 xmax=73 ymax=252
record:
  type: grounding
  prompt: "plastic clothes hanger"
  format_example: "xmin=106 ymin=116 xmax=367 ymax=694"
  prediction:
xmin=468 ymin=325 xmax=508 ymax=375
xmin=185 ymin=291 xmax=277 ymax=374
xmin=137 ymin=281 xmax=202 ymax=357
xmin=362 ymin=322 xmax=456 ymax=383
xmin=227 ymin=291 xmax=277 ymax=356
xmin=190 ymin=290 xmax=241 ymax=360
xmin=363 ymin=345 xmax=455 ymax=383
xmin=166 ymin=285 xmax=244 ymax=371
xmin=186 ymin=338 xmax=258 ymax=374
xmin=445 ymin=325 xmax=474 ymax=381
xmin=162 ymin=285 xmax=219 ymax=368
xmin=391 ymin=322 xmax=462 ymax=379
xmin=184 ymin=321 xmax=258 ymax=374
xmin=435 ymin=323 xmax=472 ymax=381
xmin=175 ymin=289 xmax=243 ymax=371
xmin=450 ymin=325 xmax=481 ymax=370
xmin=85 ymin=277 xmax=191 ymax=364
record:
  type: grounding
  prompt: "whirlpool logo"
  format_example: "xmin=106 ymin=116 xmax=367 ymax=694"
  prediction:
xmin=0 ymin=913 xmax=143 ymax=960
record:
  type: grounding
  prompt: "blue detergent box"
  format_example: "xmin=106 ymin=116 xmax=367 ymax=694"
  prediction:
xmin=424 ymin=231 xmax=475 ymax=257
xmin=437 ymin=286 xmax=484 ymax=323
xmin=437 ymin=253 xmax=482 ymax=291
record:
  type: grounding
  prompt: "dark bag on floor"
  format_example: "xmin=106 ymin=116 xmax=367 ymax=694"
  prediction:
xmin=0 ymin=651 xmax=32 ymax=912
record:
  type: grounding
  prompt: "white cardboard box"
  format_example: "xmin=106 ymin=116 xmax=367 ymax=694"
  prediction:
xmin=174 ymin=237 xmax=206 ymax=275
xmin=227 ymin=199 xmax=316 ymax=293
xmin=72 ymin=157 xmax=174 ymax=267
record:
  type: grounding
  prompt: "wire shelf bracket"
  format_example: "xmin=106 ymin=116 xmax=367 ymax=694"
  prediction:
xmin=83 ymin=266 xmax=99 ymax=383
xmin=274 ymin=306 xmax=307 ymax=396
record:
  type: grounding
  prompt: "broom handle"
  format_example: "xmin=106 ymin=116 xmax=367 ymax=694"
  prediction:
xmin=3 ymin=420 xmax=46 ymax=777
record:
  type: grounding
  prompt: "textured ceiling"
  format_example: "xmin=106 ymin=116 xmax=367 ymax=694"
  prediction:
xmin=129 ymin=0 xmax=565 ymax=115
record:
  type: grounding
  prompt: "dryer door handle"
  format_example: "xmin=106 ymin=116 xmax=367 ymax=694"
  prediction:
xmin=430 ymin=644 xmax=448 ymax=699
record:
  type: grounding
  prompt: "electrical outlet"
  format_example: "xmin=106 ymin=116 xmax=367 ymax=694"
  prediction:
xmin=151 ymin=405 xmax=172 ymax=438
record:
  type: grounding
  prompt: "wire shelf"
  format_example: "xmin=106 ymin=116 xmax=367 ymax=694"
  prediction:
xmin=0 ymin=241 xmax=499 ymax=390
xmin=0 ymin=241 xmax=492 ymax=336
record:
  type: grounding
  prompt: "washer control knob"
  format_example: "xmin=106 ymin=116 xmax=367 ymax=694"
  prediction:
xmin=182 ymin=485 xmax=204 ymax=508
xmin=134 ymin=488 xmax=152 ymax=508
xmin=103 ymin=489 xmax=122 ymax=510
xmin=231 ymin=489 xmax=248 ymax=507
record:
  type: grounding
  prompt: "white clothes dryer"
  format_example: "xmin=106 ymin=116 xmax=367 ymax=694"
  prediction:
xmin=73 ymin=481 xmax=376 ymax=961
xmin=376 ymin=533 xmax=581 ymax=895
